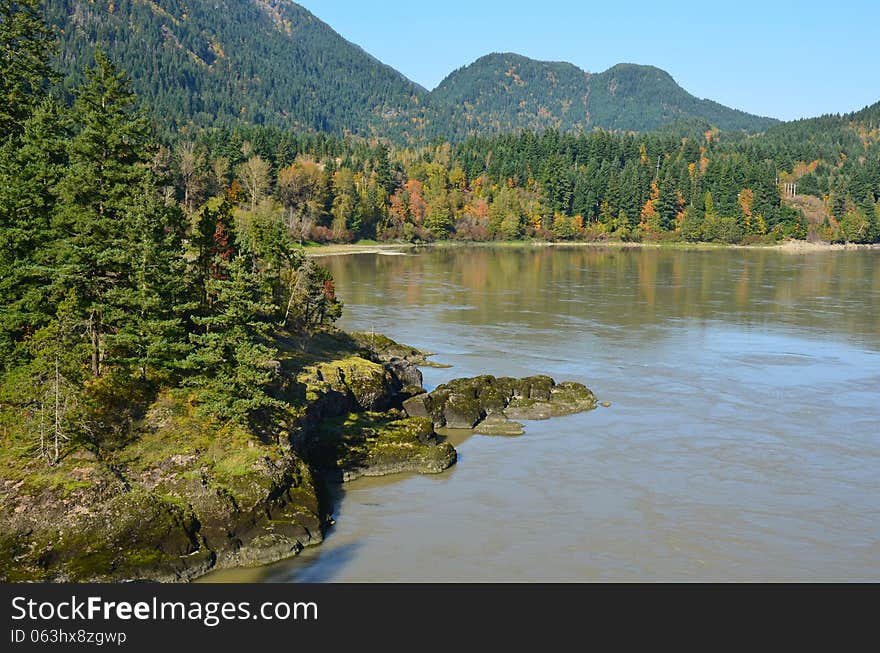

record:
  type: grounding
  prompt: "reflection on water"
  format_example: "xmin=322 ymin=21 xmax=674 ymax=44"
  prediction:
xmin=205 ymin=247 xmax=880 ymax=582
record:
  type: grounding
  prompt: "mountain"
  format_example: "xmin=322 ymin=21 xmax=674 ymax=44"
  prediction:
xmin=588 ymin=63 xmax=777 ymax=133
xmin=43 ymin=0 xmax=778 ymax=140
xmin=428 ymin=55 xmax=777 ymax=138
xmin=428 ymin=53 xmax=593 ymax=137
xmin=43 ymin=0 xmax=429 ymax=138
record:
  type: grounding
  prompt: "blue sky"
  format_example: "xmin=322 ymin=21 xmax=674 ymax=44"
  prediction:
xmin=301 ymin=0 xmax=879 ymax=121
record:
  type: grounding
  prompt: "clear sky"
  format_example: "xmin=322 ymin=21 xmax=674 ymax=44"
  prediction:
xmin=300 ymin=0 xmax=879 ymax=122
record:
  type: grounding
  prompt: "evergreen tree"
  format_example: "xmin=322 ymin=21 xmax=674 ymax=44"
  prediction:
xmin=656 ymin=169 xmax=679 ymax=231
xmin=186 ymin=256 xmax=284 ymax=422
xmin=284 ymin=259 xmax=343 ymax=331
xmin=0 ymin=0 xmax=56 ymax=140
xmin=105 ymin=183 xmax=190 ymax=381
xmin=680 ymin=204 xmax=703 ymax=241
xmin=541 ymin=154 xmax=572 ymax=216
xmin=52 ymin=49 xmax=152 ymax=378
xmin=0 ymin=98 xmax=69 ymax=370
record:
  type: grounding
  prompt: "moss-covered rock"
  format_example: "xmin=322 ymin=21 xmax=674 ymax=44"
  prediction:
xmin=473 ymin=414 xmax=525 ymax=436
xmin=0 ymin=391 xmax=324 ymax=583
xmin=0 ymin=485 xmax=213 ymax=582
xmin=297 ymin=356 xmax=397 ymax=413
xmin=405 ymin=374 xmax=596 ymax=431
xmin=505 ymin=380 xmax=597 ymax=419
xmin=349 ymin=331 xmax=450 ymax=368
xmin=303 ymin=411 xmax=456 ymax=482
xmin=444 ymin=393 xmax=484 ymax=428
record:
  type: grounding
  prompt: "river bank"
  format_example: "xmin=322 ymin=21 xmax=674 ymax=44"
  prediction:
xmin=304 ymin=239 xmax=880 ymax=258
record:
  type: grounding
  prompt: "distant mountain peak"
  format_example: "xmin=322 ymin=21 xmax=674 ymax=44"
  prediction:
xmin=429 ymin=53 xmax=777 ymax=138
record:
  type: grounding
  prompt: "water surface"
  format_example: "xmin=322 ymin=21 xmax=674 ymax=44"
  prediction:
xmin=212 ymin=246 xmax=880 ymax=582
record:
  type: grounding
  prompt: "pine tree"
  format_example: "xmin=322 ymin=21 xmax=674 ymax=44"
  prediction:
xmin=373 ymin=143 xmax=396 ymax=194
xmin=541 ymin=154 xmax=572 ymax=216
xmin=283 ymin=258 xmax=343 ymax=331
xmin=104 ymin=183 xmax=190 ymax=381
xmin=0 ymin=0 xmax=56 ymax=141
xmin=52 ymin=49 xmax=152 ymax=378
xmin=186 ymin=256 xmax=284 ymax=422
xmin=0 ymin=98 xmax=69 ymax=370
xmin=656 ymin=169 xmax=679 ymax=231
xmin=0 ymin=2 xmax=62 ymax=370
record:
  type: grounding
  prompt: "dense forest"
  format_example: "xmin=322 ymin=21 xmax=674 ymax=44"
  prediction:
xmin=435 ymin=55 xmax=778 ymax=138
xmin=41 ymin=0 xmax=776 ymax=141
xmin=43 ymin=0 xmax=428 ymax=140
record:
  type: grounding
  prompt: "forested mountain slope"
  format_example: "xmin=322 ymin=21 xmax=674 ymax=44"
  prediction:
xmin=42 ymin=1 xmax=777 ymax=140
xmin=430 ymin=55 xmax=777 ymax=139
xmin=44 ymin=0 xmax=429 ymax=138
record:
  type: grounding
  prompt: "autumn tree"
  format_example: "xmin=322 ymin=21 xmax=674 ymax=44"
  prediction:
xmin=236 ymin=153 xmax=271 ymax=212
xmin=330 ymin=168 xmax=358 ymax=240
xmin=175 ymin=140 xmax=205 ymax=214
xmin=277 ymin=157 xmax=327 ymax=242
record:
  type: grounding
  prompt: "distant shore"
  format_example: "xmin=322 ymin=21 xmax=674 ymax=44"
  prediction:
xmin=304 ymin=239 xmax=880 ymax=258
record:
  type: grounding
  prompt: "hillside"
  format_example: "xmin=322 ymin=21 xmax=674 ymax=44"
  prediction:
xmin=43 ymin=0 xmax=429 ymax=138
xmin=587 ymin=63 xmax=777 ymax=133
xmin=428 ymin=53 xmax=593 ymax=137
xmin=430 ymin=56 xmax=778 ymax=139
xmin=43 ymin=1 xmax=777 ymax=140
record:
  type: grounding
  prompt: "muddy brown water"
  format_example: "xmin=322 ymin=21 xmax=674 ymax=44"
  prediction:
xmin=205 ymin=246 xmax=880 ymax=582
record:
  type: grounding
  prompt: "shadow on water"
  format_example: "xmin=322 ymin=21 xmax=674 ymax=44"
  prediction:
xmin=254 ymin=432 xmax=477 ymax=582
xmin=273 ymin=541 xmax=364 ymax=583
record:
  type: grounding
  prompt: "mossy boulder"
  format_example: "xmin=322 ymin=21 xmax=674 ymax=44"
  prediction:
xmin=297 ymin=356 xmax=398 ymax=414
xmin=473 ymin=414 xmax=525 ymax=436
xmin=444 ymin=393 xmax=484 ymax=428
xmin=404 ymin=374 xmax=596 ymax=431
xmin=504 ymin=380 xmax=597 ymax=420
xmin=349 ymin=331 xmax=449 ymax=368
xmin=305 ymin=411 xmax=457 ymax=482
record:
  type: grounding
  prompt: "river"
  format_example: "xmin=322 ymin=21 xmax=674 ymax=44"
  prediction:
xmin=210 ymin=246 xmax=880 ymax=581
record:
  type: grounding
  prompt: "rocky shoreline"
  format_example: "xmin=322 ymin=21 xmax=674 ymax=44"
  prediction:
xmin=0 ymin=330 xmax=596 ymax=582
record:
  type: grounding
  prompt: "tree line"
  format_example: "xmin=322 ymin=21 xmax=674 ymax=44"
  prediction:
xmin=170 ymin=105 xmax=880 ymax=244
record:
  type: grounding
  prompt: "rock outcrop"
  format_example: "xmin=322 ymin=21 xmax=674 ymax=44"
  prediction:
xmin=0 ymin=331 xmax=596 ymax=582
xmin=404 ymin=374 xmax=596 ymax=434
xmin=305 ymin=411 xmax=457 ymax=482
xmin=0 ymin=395 xmax=323 ymax=582
xmin=294 ymin=356 xmax=456 ymax=482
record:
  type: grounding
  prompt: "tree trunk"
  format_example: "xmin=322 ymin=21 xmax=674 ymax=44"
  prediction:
xmin=89 ymin=310 xmax=101 ymax=377
xmin=53 ymin=355 xmax=61 ymax=465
